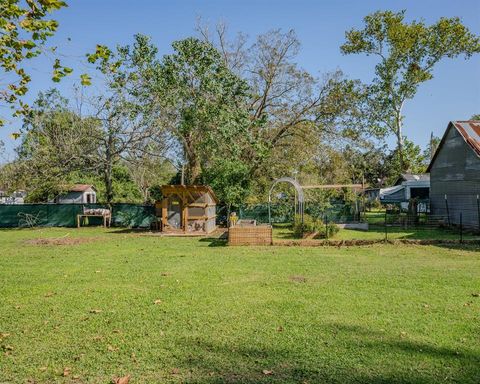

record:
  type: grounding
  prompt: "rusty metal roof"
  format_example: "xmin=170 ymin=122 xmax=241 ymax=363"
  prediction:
xmin=69 ymin=184 xmax=95 ymax=192
xmin=427 ymin=120 xmax=480 ymax=172
xmin=452 ymin=121 xmax=480 ymax=157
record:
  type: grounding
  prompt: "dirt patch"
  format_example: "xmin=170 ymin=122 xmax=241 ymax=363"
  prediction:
xmin=24 ymin=236 xmax=104 ymax=246
xmin=289 ymin=275 xmax=307 ymax=283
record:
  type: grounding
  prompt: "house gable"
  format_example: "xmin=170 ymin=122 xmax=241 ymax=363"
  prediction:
xmin=428 ymin=122 xmax=480 ymax=182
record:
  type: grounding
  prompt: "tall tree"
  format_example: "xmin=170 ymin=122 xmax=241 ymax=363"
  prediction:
xmin=198 ymin=25 xmax=369 ymax=183
xmin=154 ymin=37 xmax=252 ymax=184
xmin=341 ymin=10 xmax=480 ymax=170
xmin=14 ymin=89 xmax=99 ymax=201
xmin=86 ymin=35 xmax=168 ymax=203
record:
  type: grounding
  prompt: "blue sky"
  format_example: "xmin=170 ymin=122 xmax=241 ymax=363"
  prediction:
xmin=2 ymin=0 xmax=479 ymax=159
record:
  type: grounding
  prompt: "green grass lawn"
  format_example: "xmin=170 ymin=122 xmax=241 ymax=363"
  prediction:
xmin=1 ymin=228 xmax=479 ymax=383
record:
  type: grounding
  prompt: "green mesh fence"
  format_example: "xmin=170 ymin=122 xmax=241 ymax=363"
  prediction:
xmin=0 ymin=204 xmax=155 ymax=228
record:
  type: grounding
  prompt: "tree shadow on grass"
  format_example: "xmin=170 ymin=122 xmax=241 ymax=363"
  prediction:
xmin=172 ymin=322 xmax=479 ymax=383
xmin=198 ymin=237 xmax=228 ymax=247
xmin=106 ymin=227 xmax=152 ymax=234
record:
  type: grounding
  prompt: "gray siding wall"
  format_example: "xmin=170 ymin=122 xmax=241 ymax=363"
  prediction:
xmin=430 ymin=127 xmax=480 ymax=228
xmin=57 ymin=191 xmax=84 ymax=204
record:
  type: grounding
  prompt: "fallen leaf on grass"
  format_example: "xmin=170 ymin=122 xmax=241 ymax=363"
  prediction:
xmin=89 ymin=309 xmax=102 ymax=314
xmin=112 ymin=375 xmax=130 ymax=384
xmin=262 ymin=369 xmax=274 ymax=375
xmin=0 ymin=333 xmax=10 ymax=340
xmin=276 ymin=326 xmax=284 ymax=332
xmin=107 ymin=345 xmax=119 ymax=352
xmin=2 ymin=345 xmax=14 ymax=351
xmin=44 ymin=292 xmax=56 ymax=298
xmin=153 ymin=299 xmax=162 ymax=305
xmin=63 ymin=367 xmax=71 ymax=377
xmin=171 ymin=368 xmax=180 ymax=375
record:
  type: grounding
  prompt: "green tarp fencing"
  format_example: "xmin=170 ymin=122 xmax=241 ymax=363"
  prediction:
xmin=0 ymin=203 xmax=156 ymax=228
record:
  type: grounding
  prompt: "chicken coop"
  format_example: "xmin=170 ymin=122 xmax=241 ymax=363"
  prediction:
xmin=156 ymin=185 xmax=218 ymax=234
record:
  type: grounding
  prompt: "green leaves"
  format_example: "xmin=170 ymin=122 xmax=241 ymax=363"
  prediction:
xmin=0 ymin=0 xmax=68 ymax=126
xmin=80 ymin=73 xmax=92 ymax=86
xmin=86 ymin=44 xmax=112 ymax=65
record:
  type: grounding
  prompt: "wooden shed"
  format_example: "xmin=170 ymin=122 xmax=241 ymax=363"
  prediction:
xmin=156 ymin=185 xmax=218 ymax=234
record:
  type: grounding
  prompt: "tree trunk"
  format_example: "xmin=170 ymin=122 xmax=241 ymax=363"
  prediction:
xmin=395 ymin=108 xmax=405 ymax=172
xmin=184 ymin=138 xmax=201 ymax=184
xmin=104 ymin=134 xmax=114 ymax=204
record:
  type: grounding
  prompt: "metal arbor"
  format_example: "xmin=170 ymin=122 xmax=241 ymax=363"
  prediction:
xmin=268 ymin=177 xmax=304 ymax=224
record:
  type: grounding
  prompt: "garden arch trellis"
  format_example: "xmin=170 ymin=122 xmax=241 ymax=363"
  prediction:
xmin=268 ymin=177 xmax=304 ymax=225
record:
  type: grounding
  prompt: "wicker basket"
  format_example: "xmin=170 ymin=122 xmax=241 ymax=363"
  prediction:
xmin=228 ymin=225 xmax=273 ymax=246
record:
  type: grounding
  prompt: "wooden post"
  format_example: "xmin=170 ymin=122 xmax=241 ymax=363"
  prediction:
xmin=183 ymin=190 xmax=187 ymax=233
xmin=77 ymin=214 xmax=80 ymax=228
xmin=184 ymin=201 xmax=188 ymax=233
xmin=162 ymin=197 xmax=167 ymax=230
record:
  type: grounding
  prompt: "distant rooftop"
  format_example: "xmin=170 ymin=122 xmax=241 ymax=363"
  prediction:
xmin=400 ymin=173 xmax=430 ymax=182
xmin=68 ymin=184 xmax=95 ymax=192
xmin=394 ymin=173 xmax=430 ymax=186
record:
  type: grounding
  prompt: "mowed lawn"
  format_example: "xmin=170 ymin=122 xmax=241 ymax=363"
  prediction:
xmin=0 ymin=228 xmax=479 ymax=383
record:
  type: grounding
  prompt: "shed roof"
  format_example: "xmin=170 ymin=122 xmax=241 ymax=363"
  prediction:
xmin=427 ymin=121 xmax=480 ymax=172
xmin=161 ymin=185 xmax=219 ymax=203
xmin=395 ymin=173 xmax=430 ymax=185
xmin=68 ymin=184 xmax=95 ymax=192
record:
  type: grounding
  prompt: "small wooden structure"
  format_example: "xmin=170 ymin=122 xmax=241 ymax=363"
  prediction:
xmin=228 ymin=220 xmax=273 ymax=246
xmin=157 ymin=185 xmax=218 ymax=234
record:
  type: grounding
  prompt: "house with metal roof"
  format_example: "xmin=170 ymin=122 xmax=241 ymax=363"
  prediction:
xmin=427 ymin=121 xmax=480 ymax=228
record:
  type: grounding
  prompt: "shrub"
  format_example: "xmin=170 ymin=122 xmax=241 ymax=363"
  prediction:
xmin=319 ymin=222 xmax=340 ymax=238
xmin=292 ymin=214 xmax=339 ymax=238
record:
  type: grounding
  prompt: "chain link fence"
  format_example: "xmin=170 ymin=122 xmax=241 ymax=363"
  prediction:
xmin=235 ymin=202 xmax=480 ymax=243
